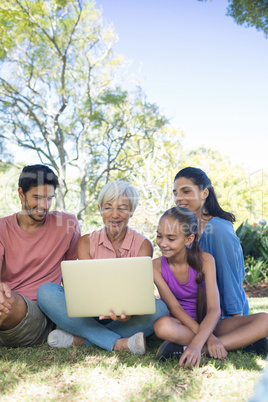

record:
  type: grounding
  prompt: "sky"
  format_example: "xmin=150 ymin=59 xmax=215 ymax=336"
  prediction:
xmin=95 ymin=0 xmax=268 ymax=175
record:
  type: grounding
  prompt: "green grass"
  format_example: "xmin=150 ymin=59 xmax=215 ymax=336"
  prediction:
xmin=0 ymin=298 xmax=267 ymax=401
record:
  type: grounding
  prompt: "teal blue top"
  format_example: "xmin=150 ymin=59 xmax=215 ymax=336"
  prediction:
xmin=199 ymin=217 xmax=249 ymax=316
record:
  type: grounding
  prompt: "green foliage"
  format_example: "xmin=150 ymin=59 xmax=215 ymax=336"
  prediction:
xmin=244 ymin=256 xmax=267 ymax=285
xmin=0 ymin=0 xmax=267 ymax=235
xmin=180 ymin=147 xmax=268 ymax=226
xmin=227 ymin=0 xmax=268 ymax=38
xmin=0 ymin=0 xmax=171 ymax=217
xmin=198 ymin=0 xmax=268 ymax=38
xmin=236 ymin=220 xmax=268 ymax=284
xmin=236 ymin=220 xmax=268 ymax=259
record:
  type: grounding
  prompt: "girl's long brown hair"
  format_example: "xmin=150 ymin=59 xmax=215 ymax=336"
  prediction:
xmin=161 ymin=206 xmax=207 ymax=324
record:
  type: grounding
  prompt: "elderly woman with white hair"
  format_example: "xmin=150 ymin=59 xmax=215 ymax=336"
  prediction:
xmin=37 ymin=181 xmax=168 ymax=354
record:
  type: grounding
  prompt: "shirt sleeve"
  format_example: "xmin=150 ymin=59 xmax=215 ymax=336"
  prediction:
xmin=0 ymin=240 xmax=4 ymax=262
xmin=0 ymin=224 xmax=5 ymax=271
xmin=64 ymin=216 xmax=81 ymax=261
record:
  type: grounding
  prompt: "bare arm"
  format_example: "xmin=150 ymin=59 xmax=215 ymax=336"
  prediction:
xmin=78 ymin=234 xmax=92 ymax=260
xmin=137 ymin=239 xmax=153 ymax=257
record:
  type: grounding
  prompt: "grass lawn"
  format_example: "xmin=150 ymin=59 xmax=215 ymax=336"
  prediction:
xmin=0 ymin=298 xmax=267 ymax=401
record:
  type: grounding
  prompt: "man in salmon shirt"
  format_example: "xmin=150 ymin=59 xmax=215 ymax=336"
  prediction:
xmin=0 ymin=164 xmax=80 ymax=347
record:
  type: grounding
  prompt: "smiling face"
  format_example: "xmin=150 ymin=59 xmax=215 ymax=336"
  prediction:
xmin=156 ymin=216 xmax=194 ymax=259
xmin=173 ymin=177 xmax=209 ymax=218
xmin=99 ymin=195 xmax=133 ymax=237
xmin=18 ymin=184 xmax=55 ymax=223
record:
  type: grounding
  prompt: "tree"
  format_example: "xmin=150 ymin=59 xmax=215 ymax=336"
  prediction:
xmin=227 ymin=0 xmax=268 ymax=37
xmin=0 ymin=0 xmax=169 ymax=218
xmin=129 ymin=127 xmax=183 ymax=245
xmin=180 ymin=147 xmax=268 ymax=225
xmin=198 ymin=0 xmax=268 ymax=37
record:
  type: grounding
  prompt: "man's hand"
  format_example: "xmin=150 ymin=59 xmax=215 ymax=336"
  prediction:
xmin=0 ymin=283 xmax=12 ymax=315
xmin=207 ymin=334 xmax=228 ymax=359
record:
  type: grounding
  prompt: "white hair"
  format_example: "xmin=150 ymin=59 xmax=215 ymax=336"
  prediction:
xmin=98 ymin=181 xmax=139 ymax=212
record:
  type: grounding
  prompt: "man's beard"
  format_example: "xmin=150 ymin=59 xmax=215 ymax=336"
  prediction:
xmin=23 ymin=198 xmax=48 ymax=222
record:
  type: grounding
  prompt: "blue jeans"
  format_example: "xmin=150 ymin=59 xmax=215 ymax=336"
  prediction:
xmin=37 ymin=283 xmax=168 ymax=352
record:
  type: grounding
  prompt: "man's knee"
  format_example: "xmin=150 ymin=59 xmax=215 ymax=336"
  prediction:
xmin=0 ymin=292 xmax=27 ymax=330
xmin=37 ymin=283 xmax=50 ymax=303
xmin=37 ymin=282 xmax=63 ymax=310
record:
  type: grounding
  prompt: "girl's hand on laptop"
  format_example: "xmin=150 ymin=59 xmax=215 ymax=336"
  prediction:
xmin=99 ymin=312 xmax=132 ymax=322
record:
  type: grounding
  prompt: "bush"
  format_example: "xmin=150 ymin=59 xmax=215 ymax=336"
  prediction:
xmin=244 ymin=257 xmax=267 ymax=285
xmin=236 ymin=220 xmax=268 ymax=285
xmin=236 ymin=220 xmax=268 ymax=259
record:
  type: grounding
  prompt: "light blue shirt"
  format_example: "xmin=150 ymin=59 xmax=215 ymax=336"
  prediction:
xmin=199 ymin=217 xmax=249 ymax=316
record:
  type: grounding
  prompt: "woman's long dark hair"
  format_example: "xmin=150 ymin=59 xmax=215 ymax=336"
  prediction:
xmin=174 ymin=167 xmax=235 ymax=223
xmin=161 ymin=206 xmax=206 ymax=324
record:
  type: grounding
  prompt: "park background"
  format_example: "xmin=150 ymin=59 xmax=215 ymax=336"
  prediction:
xmin=0 ymin=1 xmax=267 ymax=400
xmin=0 ymin=0 xmax=267 ymax=281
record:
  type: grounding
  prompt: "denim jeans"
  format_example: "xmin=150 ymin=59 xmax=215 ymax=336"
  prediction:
xmin=37 ymin=283 xmax=168 ymax=352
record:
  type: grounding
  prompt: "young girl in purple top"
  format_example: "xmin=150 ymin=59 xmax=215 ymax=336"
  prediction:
xmin=153 ymin=207 xmax=268 ymax=368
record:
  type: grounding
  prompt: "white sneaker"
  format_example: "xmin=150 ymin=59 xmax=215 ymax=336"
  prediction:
xmin=127 ymin=332 xmax=146 ymax=355
xmin=47 ymin=329 xmax=74 ymax=348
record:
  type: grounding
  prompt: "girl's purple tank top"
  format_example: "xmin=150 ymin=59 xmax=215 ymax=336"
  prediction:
xmin=161 ymin=256 xmax=203 ymax=320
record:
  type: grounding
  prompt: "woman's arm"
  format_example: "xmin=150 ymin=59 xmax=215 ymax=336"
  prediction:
xmin=78 ymin=234 xmax=92 ymax=260
xmin=137 ymin=239 xmax=153 ymax=257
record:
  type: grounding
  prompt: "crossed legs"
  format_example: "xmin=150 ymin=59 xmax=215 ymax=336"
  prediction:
xmin=214 ymin=313 xmax=268 ymax=350
xmin=154 ymin=312 xmax=268 ymax=354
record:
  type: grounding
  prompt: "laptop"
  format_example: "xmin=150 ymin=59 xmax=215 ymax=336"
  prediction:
xmin=61 ymin=256 xmax=156 ymax=317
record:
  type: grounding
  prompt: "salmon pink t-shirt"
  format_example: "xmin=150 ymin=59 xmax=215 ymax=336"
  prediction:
xmin=89 ymin=226 xmax=146 ymax=259
xmin=0 ymin=212 xmax=80 ymax=301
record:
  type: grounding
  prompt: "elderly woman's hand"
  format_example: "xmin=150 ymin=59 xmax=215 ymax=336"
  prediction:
xmin=99 ymin=312 xmax=132 ymax=322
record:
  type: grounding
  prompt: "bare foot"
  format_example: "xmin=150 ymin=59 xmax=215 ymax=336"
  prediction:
xmin=113 ymin=338 xmax=129 ymax=351
xmin=113 ymin=333 xmax=146 ymax=355
xmin=73 ymin=335 xmax=85 ymax=346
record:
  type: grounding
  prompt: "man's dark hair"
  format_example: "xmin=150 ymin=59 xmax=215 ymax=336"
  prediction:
xmin=18 ymin=165 xmax=59 ymax=194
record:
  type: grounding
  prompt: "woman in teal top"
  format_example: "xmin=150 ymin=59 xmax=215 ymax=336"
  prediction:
xmin=172 ymin=167 xmax=267 ymax=355
xmin=199 ymin=217 xmax=248 ymax=316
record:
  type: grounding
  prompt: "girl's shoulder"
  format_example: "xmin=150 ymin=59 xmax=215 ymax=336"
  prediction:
xmin=153 ymin=256 xmax=162 ymax=270
xmin=201 ymin=251 xmax=215 ymax=262
xmin=201 ymin=251 xmax=216 ymax=272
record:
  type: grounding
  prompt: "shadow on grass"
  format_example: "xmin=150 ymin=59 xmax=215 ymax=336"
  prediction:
xmin=0 ymin=343 xmax=196 ymax=400
xmin=0 ymin=335 xmax=266 ymax=400
xmin=0 ymin=334 xmax=265 ymax=371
